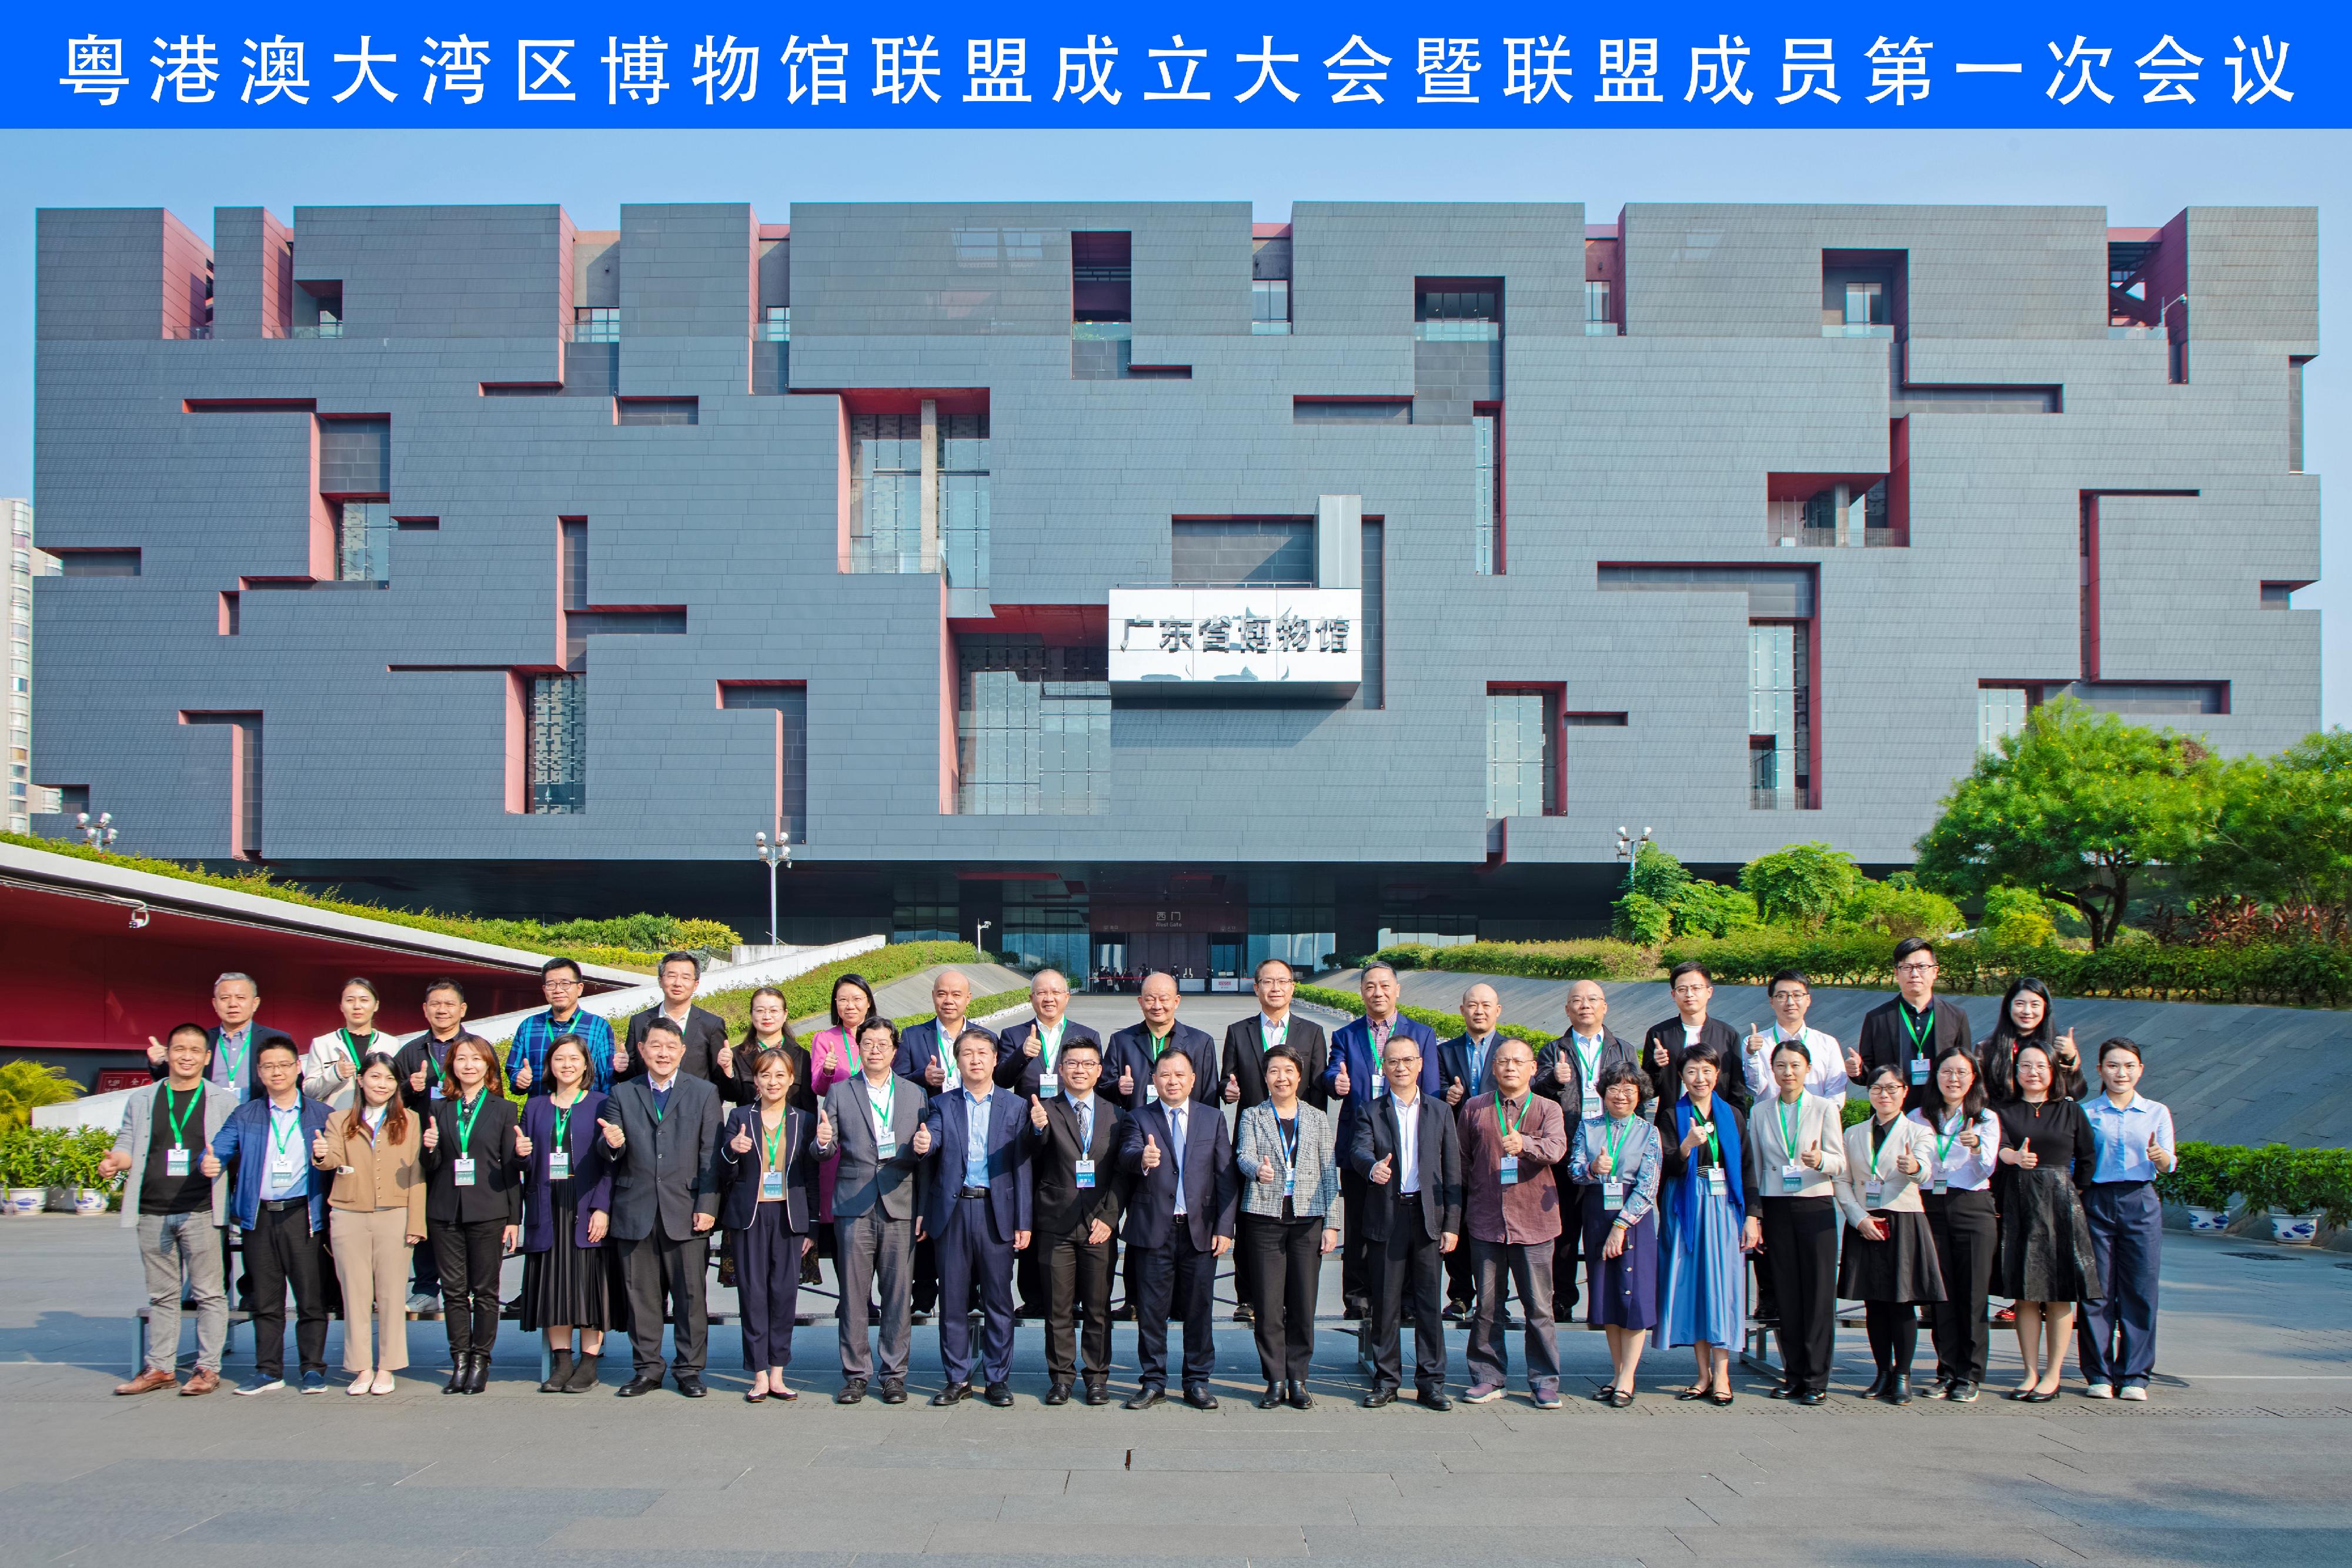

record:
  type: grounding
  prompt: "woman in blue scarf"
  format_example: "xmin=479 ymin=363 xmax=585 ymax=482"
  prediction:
xmin=1651 ymin=1041 xmax=1758 ymax=1405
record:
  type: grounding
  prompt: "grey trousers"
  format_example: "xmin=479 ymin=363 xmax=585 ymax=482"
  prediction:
xmin=1467 ymin=1237 xmax=1561 ymax=1392
xmin=834 ymin=1208 xmax=914 ymax=1382
xmin=138 ymin=1211 xmax=227 ymax=1375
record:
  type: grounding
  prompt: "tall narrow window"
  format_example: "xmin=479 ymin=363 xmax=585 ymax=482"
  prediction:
xmin=1585 ymin=280 xmax=1613 ymax=333
xmin=938 ymin=412 xmax=991 ymax=591
xmin=528 ymin=674 xmax=585 ymax=813
xmin=759 ymin=306 xmax=790 ymax=342
xmin=335 ymin=502 xmax=391 ymax=581
xmin=849 ymin=413 xmax=924 ymax=574
xmin=1485 ymin=691 xmax=1552 ymax=818
xmin=1471 ymin=414 xmax=1498 ymax=574
xmin=1748 ymin=624 xmax=1809 ymax=809
xmin=1252 ymin=279 xmax=1292 ymax=335
xmin=1979 ymin=686 xmax=2031 ymax=753
xmin=1845 ymin=281 xmax=1884 ymax=327
xmin=956 ymin=637 xmax=1108 ymax=816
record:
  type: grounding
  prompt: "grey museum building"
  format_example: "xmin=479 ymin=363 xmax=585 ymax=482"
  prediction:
xmin=27 ymin=199 xmax=2321 ymax=979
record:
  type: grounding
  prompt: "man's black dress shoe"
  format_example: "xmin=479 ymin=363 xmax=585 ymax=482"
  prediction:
xmin=1044 ymin=1379 xmax=1072 ymax=1406
xmin=1183 ymin=1385 xmax=1218 ymax=1410
xmin=984 ymin=1382 xmax=1014 ymax=1407
xmin=931 ymin=1382 xmax=972 ymax=1406
xmin=1362 ymin=1386 xmax=1396 ymax=1408
xmin=674 ymin=1376 xmax=707 ymax=1398
xmin=1083 ymin=1379 xmax=1110 ymax=1406
xmin=1417 ymin=1388 xmax=1452 ymax=1412
xmin=616 ymin=1375 xmax=662 ymax=1397
xmin=1124 ymin=1385 xmax=1164 ymax=1410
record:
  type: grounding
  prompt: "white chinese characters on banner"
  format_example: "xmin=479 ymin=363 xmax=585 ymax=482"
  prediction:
xmin=1108 ymin=588 xmax=1361 ymax=696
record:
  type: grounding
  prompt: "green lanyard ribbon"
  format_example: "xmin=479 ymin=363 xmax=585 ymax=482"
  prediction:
xmin=1602 ymin=1114 xmax=1634 ymax=1172
xmin=1688 ymin=1106 xmax=1721 ymax=1166
xmin=867 ymin=1079 xmax=895 ymax=1132
xmin=1495 ymin=1092 xmax=1531 ymax=1139
xmin=763 ymin=1111 xmax=790 ymax=1171
xmin=1777 ymin=1096 xmax=1802 ymax=1164
xmin=1148 ymin=1029 xmax=1172 ymax=1063
xmin=454 ymin=1092 xmax=486 ymax=1151
xmin=1899 ymin=1005 xmax=1935 ymax=1061
xmin=162 ymin=1085 xmax=199 ymax=1149
xmin=337 ymin=1028 xmax=372 ymax=1071
xmin=1934 ymin=1111 xmax=1966 ymax=1166
xmin=552 ymin=1096 xmax=576 ymax=1150
xmin=268 ymin=1104 xmax=300 ymax=1159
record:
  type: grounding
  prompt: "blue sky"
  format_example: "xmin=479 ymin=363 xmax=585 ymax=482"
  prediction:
xmin=0 ymin=126 xmax=2341 ymax=724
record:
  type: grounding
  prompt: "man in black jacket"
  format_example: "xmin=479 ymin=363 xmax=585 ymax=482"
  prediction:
xmin=1022 ymin=1039 xmax=1124 ymax=1405
xmin=622 ymin=952 xmax=738 ymax=1095
xmin=1852 ymin=937 xmax=1973 ymax=1109
xmin=1347 ymin=1035 xmax=1462 ymax=1410
xmin=598 ymin=1017 xmax=724 ymax=1398
xmin=1533 ymin=979 xmax=1645 ymax=1324
xmin=1643 ymin=963 xmax=1742 ymax=1109
xmin=145 ymin=972 xmax=295 ymax=1100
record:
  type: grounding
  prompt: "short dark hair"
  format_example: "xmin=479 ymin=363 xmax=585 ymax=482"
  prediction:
xmin=1595 ymin=1060 xmax=1648 ymax=1097
xmin=424 ymin=977 xmax=466 ymax=1002
xmin=1669 ymin=960 xmax=1712 ymax=985
xmin=1768 ymin=968 xmax=1810 ymax=995
xmin=1361 ymin=961 xmax=1400 ymax=983
xmin=2097 ymin=1036 xmax=2143 ymax=1065
xmin=1863 ymin=1062 xmax=1908 ymax=1093
xmin=859 ymin=1017 xmax=903 ymax=1049
xmin=751 ymin=1045 xmax=799 ymax=1081
xmin=642 ymin=1015 xmax=683 ymax=1040
xmin=658 ymin=951 xmax=700 ymax=977
xmin=952 ymin=1025 xmax=995 ymax=1055
xmin=1769 ymin=1037 xmax=1812 ymax=1070
xmin=167 ymin=1021 xmax=210 ymax=1045
xmin=1254 ymin=957 xmax=1295 ymax=981
xmin=540 ymin=957 xmax=583 ymax=982
xmin=1058 ymin=1039 xmax=1101 ymax=1062
xmin=1262 ymin=1043 xmax=1305 ymax=1076
xmin=256 ymin=1038 xmax=300 ymax=1064
xmin=544 ymin=1034 xmax=592 ymax=1080
xmin=1891 ymin=937 xmax=1936 ymax=966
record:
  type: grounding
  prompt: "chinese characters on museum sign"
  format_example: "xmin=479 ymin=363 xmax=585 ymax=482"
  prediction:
xmin=1108 ymin=588 xmax=1361 ymax=698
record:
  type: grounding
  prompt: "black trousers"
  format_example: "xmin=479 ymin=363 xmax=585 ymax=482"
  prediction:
xmin=246 ymin=1201 xmax=328 ymax=1379
xmin=620 ymin=1229 xmax=711 ymax=1380
xmin=1339 ymin=1167 xmax=1372 ymax=1312
xmin=1865 ymin=1302 xmax=1917 ymax=1378
xmin=1925 ymin=1188 xmax=1997 ymax=1382
xmin=1241 ymin=1211 xmax=1324 ymax=1383
xmin=1550 ymin=1194 xmax=1588 ymax=1316
xmin=1135 ymin=1231 xmax=1218 ymax=1389
xmin=1760 ymin=1197 xmax=1839 ymax=1393
xmin=736 ymin=1204 xmax=804 ymax=1372
xmin=1368 ymin=1220 xmax=1448 ymax=1393
xmin=1040 ymin=1225 xmax=1113 ymax=1381
xmin=911 ymin=1231 xmax=941 ymax=1315
xmin=432 ymin=1215 xmax=506 ymax=1362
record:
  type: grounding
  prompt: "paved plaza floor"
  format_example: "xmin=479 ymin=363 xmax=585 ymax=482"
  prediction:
xmin=5 ymin=1172 xmax=2350 ymax=1568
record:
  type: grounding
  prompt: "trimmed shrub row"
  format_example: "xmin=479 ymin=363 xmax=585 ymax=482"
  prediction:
xmin=700 ymin=941 xmax=985 ymax=1032
xmin=1368 ymin=940 xmax=1655 ymax=982
xmin=2157 ymin=1141 xmax=2352 ymax=1225
xmin=1295 ymin=984 xmax=1558 ymax=1050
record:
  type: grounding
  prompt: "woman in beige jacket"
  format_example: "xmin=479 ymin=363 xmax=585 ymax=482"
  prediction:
xmin=311 ymin=1053 xmax=427 ymax=1394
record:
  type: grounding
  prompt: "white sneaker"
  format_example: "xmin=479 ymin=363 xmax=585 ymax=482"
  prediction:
xmin=2082 ymin=1382 xmax=2114 ymax=1399
xmin=2117 ymin=1383 xmax=2149 ymax=1402
xmin=233 ymin=1376 xmax=283 ymax=1396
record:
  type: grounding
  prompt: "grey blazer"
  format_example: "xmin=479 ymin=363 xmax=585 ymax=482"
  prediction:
xmin=1234 ymin=1101 xmax=1344 ymax=1225
xmin=602 ymin=1074 xmax=724 ymax=1242
xmin=820 ymin=1074 xmax=927 ymax=1222
xmin=111 ymin=1080 xmax=237 ymax=1228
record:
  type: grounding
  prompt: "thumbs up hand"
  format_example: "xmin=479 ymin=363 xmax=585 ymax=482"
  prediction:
xmin=199 ymin=1151 xmax=222 ymax=1179
xmin=512 ymin=1057 xmax=532 ymax=1090
xmin=716 ymin=1044 xmax=734 ymax=1076
xmin=1446 ymin=1076 xmax=1465 ymax=1106
xmin=729 ymin=1122 xmax=754 ymax=1155
xmin=1118 ymin=1065 xmax=1134 ymax=1096
xmin=1652 ymin=1041 xmax=1670 ymax=1069
xmin=1023 ymin=1035 xmax=1043 ymax=1059
xmin=1555 ymin=1055 xmax=1574 ymax=1087
xmin=1334 ymin=1061 xmax=1351 ymax=1097
xmin=612 ymin=1041 xmax=629 ymax=1074
xmin=422 ymin=1118 xmax=440 ymax=1152
xmin=1680 ymin=1122 xmax=1708 ymax=1156
xmin=312 ymin=1129 xmax=330 ymax=1162
xmin=599 ymin=1116 xmax=624 ymax=1149
xmin=409 ymin=1062 xmax=429 ymax=1093
xmin=1501 ymin=1128 xmax=1524 ymax=1157
xmin=1369 ymin=1152 xmax=1393 ymax=1186
xmin=1590 ymin=1148 xmax=1613 ymax=1178
xmin=911 ymin=1121 xmax=933 ymax=1156
xmin=815 ymin=1106 xmax=835 ymax=1149
xmin=1222 ymin=1074 xmax=1240 ymax=1105
xmin=1801 ymin=1139 xmax=1823 ymax=1171
xmin=924 ymin=1059 xmax=945 ymax=1089
xmin=1141 ymin=1134 xmax=1161 ymax=1171
xmin=513 ymin=1128 xmax=534 ymax=1158
xmin=1030 ymin=1094 xmax=1050 ymax=1131
xmin=1258 ymin=1155 xmax=1283 ymax=1187
xmin=1896 ymin=1145 xmax=1920 ymax=1176
xmin=146 ymin=1035 xmax=167 ymax=1066
xmin=1844 ymin=1047 xmax=1866 ymax=1082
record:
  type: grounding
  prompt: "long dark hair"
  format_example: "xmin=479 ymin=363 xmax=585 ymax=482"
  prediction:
xmin=2001 ymin=1041 xmax=2085 ymax=1105
xmin=1986 ymin=975 xmax=2056 ymax=1054
xmin=1923 ymin=1047 xmax=1988 ymax=1125
xmin=739 ymin=984 xmax=800 ymax=1051
xmin=830 ymin=974 xmax=881 ymax=1032
xmin=343 ymin=1052 xmax=408 ymax=1145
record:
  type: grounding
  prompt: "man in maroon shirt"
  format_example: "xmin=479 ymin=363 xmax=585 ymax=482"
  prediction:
xmin=1456 ymin=1039 xmax=1570 ymax=1408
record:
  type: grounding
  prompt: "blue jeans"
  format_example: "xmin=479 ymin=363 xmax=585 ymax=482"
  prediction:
xmin=2077 ymin=1182 xmax=2160 ymax=1385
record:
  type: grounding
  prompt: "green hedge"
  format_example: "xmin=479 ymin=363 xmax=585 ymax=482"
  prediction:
xmin=0 ymin=1125 xmax=119 ymax=1189
xmin=1295 ymin=983 xmax=1556 ymax=1049
xmin=2157 ymin=1141 xmax=2352 ymax=1226
xmin=1369 ymin=940 xmax=1655 ymax=982
xmin=1661 ymin=931 xmax=2352 ymax=1008
xmin=700 ymin=942 xmax=985 ymax=1032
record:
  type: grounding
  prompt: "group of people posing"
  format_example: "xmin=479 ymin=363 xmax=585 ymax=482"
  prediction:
xmin=103 ymin=938 xmax=2176 ymax=1412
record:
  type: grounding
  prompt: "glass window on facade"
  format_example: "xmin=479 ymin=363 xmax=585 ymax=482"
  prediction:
xmin=1472 ymin=414 xmax=1498 ymax=574
xmin=849 ymin=413 xmax=924 ymax=574
xmin=529 ymin=673 xmax=585 ymax=813
xmin=1585 ymin=280 xmax=1614 ymax=335
xmin=573 ymin=306 xmax=620 ymax=343
xmin=760 ymin=306 xmax=790 ymax=342
xmin=1415 ymin=287 xmax=1502 ymax=341
xmin=957 ymin=637 xmax=1109 ymax=817
xmin=1749 ymin=624 xmax=1808 ymax=809
xmin=1845 ymin=282 xmax=1885 ymax=326
xmin=335 ymin=502 xmax=392 ymax=582
xmin=939 ymin=412 xmax=991 ymax=591
xmin=1979 ymin=686 xmax=2031 ymax=752
xmin=1252 ymin=279 xmax=1292 ymax=335
xmin=1002 ymin=878 xmax=1091 ymax=977
xmin=1486 ymin=690 xmax=1549 ymax=818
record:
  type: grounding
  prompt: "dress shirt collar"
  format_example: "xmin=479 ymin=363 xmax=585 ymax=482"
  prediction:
xmin=650 ymin=1072 xmax=678 ymax=1093
xmin=963 ymin=1084 xmax=994 ymax=1111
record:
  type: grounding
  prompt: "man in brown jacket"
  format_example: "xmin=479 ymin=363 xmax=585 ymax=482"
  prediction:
xmin=1456 ymin=1039 xmax=1569 ymax=1407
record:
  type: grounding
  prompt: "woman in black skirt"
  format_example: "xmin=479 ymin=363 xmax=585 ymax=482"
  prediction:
xmin=518 ymin=1035 xmax=627 ymax=1393
xmin=1834 ymin=1065 xmax=1945 ymax=1403
xmin=1993 ymin=1042 xmax=2100 ymax=1402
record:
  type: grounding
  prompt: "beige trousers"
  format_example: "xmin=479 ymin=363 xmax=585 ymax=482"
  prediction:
xmin=330 ymin=1206 xmax=414 ymax=1372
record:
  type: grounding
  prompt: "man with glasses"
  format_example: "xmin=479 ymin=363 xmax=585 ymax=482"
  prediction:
xmin=1739 ymin=969 xmax=1847 ymax=1110
xmin=1535 ymin=979 xmax=1639 ymax=1324
xmin=995 ymin=969 xmax=1099 ymax=1321
xmin=1855 ymin=938 xmax=1972 ymax=1111
xmin=1220 ymin=958 xmax=1331 ymax=1112
xmin=1644 ymin=963 xmax=1739 ymax=1110
xmin=623 ymin=952 xmax=737 ymax=1094
xmin=896 ymin=969 xmax=998 ymax=1325
xmin=1323 ymin=963 xmax=1440 ymax=1329
xmin=509 ymin=958 xmax=618 ymax=1094
xmin=1111 ymin=972 xmax=1222 ymax=1319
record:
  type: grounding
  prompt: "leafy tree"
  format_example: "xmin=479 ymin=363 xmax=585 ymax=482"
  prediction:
xmin=0 ymin=1062 xmax=83 ymax=1132
xmin=1981 ymin=885 xmax=2059 ymax=947
xmin=1740 ymin=841 xmax=1864 ymax=931
xmin=1673 ymin=880 xmax=1762 ymax=939
xmin=1914 ymin=698 xmax=2223 ymax=950
xmin=1613 ymin=892 xmax=1675 ymax=947
xmin=2190 ymin=730 xmax=2352 ymax=917
xmin=1836 ymin=872 xmax=1963 ymax=942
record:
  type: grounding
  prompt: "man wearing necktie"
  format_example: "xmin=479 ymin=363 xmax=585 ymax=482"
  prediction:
xmin=1438 ymin=984 xmax=1507 ymax=1320
xmin=1118 ymin=1051 xmax=1236 ymax=1409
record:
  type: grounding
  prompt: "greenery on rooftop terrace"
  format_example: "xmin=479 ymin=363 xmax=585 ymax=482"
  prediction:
xmin=0 ymin=830 xmax=738 ymax=972
xmin=696 ymin=944 xmax=993 ymax=1032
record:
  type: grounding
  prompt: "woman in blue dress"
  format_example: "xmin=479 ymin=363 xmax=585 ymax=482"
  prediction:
xmin=1651 ymin=1041 xmax=1756 ymax=1406
xmin=1569 ymin=1061 xmax=1661 ymax=1407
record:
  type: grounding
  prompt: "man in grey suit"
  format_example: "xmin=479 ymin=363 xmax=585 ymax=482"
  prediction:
xmin=815 ymin=1016 xmax=932 ymax=1405
xmin=596 ymin=1017 xmax=723 ymax=1398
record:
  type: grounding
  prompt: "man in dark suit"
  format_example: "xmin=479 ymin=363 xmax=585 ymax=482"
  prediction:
xmin=920 ymin=1029 xmax=1033 ymax=1407
xmin=1853 ymin=937 xmax=1974 ymax=1110
xmin=596 ymin=1017 xmax=724 ymax=1398
xmin=1107 ymin=972 xmax=1221 ymax=1320
xmin=994 ymin=968 xmax=1099 ymax=1320
xmin=1321 ymin=963 xmax=1440 ymax=1323
xmin=1022 ymin=1038 xmax=1124 ymax=1406
xmin=1643 ymin=962 xmax=1742 ymax=1112
xmin=1347 ymin=1034 xmax=1462 ymax=1410
xmin=145 ymin=971 xmax=295 ymax=1099
xmin=816 ymin=1017 xmax=931 ymax=1405
xmin=1118 ymin=1049 xmax=1237 ymax=1409
xmin=893 ymin=968 xmax=997 ymax=1324
xmin=1438 ymin=982 xmax=1509 ymax=1318
xmin=622 ymin=952 xmax=738 ymax=1095
xmin=1533 ymin=979 xmax=1643 ymax=1322
xmin=1218 ymin=957 xmax=1331 ymax=1112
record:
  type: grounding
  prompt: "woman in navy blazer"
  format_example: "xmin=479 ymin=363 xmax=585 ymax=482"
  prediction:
xmin=517 ymin=1035 xmax=623 ymax=1394
xmin=719 ymin=1046 xmax=818 ymax=1402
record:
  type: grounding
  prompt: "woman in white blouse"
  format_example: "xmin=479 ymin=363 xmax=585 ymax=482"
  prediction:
xmin=1835 ymin=1065 xmax=1945 ymax=1403
xmin=1745 ymin=1041 xmax=1846 ymax=1405
xmin=1906 ymin=1049 xmax=2002 ymax=1402
xmin=303 ymin=978 xmax=393 ymax=1115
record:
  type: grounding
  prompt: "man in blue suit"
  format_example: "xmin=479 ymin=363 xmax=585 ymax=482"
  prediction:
xmin=1320 ymin=963 xmax=1440 ymax=1324
xmin=920 ymin=1028 xmax=1033 ymax=1406
xmin=1118 ymin=1049 xmax=1237 ymax=1409
xmin=894 ymin=968 xmax=999 ymax=1323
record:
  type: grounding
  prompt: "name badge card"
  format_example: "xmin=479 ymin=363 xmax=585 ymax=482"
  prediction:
xmin=1910 ymin=1057 xmax=1930 ymax=1084
xmin=270 ymin=1150 xmax=300 ymax=1178
xmin=1498 ymin=1155 xmax=1519 ymax=1186
xmin=1282 ymin=1167 xmax=1296 ymax=1198
xmin=1581 ymin=1092 xmax=1602 ymax=1121
xmin=875 ymin=1135 xmax=896 ymax=1161
xmin=1931 ymin=1174 xmax=1949 ymax=1195
xmin=1075 ymin=1158 xmax=1097 ymax=1189
xmin=453 ymin=1156 xmax=477 ymax=1187
xmin=548 ymin=1149 xmax=571 ymax=1181
xmin=1705 ymin=1168 xmax=1728 ymax=1196
xmin=1372 ymin=1076 xmax=1389 ymax=1098
xmin=1601 ymin=1178 xmax=1625 ymax=1211
xmin=761 ymin=1169 xmax=784 ymax=1201
xmin=1781 ymin=1161 xmax=1805 ymax=1193
xmin=1040 ymin=1072 xmax=1060 ymax=1099
xmin=1865 ymin=1178 xmax=1885 ymax=1203
xmin=165 ymin=1148 xmax=192 ymax=1176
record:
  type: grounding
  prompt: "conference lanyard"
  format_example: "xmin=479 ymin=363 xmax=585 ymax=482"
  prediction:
xmin=763 ymin=1111 xmax=790 ymax=1171
xmin=162 ymin=1084 xmax=199 ymax=1149
xmin=1900 ymin=1005 xmax=1935 ymax=1060
xmin=1777 ymin=1097 xmax=1801 ymax=1162
xmin=552 ymin=1098 xmax=576 ymax=1150
xmin=1260 ymin=1016 xmax=1287 ymax=1052
xmin=337 ymin=1029 xmax=373 ymax=1072
xmin=936 ymin=1028 xmax=958 ymax=1079
xmin=218 ymin=1030 xmax=249 ymax=1085
xmin=1275 ymin=1112 xmax=1299 ymax=1196
xmin=1934 ymin=1111 xmax=1966 ymax=1167
xmin=1148 ymin=1029 xmax=1173 ymax=1063
xmin=454 ymin=1092 xmax=486 ymax=1151
xmin=1602 ymin=1114 xmax=1633 ymax=1171
xmin=1368 ymin=1019 xmax=1391 ymax=1090
xmin=867 ymin=1079 xmax=894 ymax=1134
xmin=268 ymin=1105 xmax=299 ymax=1162
xmin=1495 ymin=1092 xmax=1531 ymax=1139
xmin=1037 ymin=1019 xmax=1064 ymax=1071
xmin=1573 ymin=1034 xmax=1603 ymax=1082
xmin=1689 ymin=1107 xmax=1721 ymax=1166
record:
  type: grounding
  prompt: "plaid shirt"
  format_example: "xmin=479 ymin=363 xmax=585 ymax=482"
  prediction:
xmin=507 ymin=1008 xmax=617 ymax=1095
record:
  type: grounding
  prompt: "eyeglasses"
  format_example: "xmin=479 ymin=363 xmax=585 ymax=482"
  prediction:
xmin=1893 ymin=961 xmax=1937 ymax=977
xmin=1671 ymin=984 xmax=1709 ymax=997
xmin=544 ymin=978 xmax=583 ymax=991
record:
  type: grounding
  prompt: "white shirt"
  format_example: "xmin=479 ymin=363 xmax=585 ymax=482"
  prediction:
xmin=1392 ymin=1093 xmax=1423 ymax=1192
xmin=1743 ymin=1025 xmax=1850 ymax=1106
xmin=1259 ymin=1013 xmax=1291 ymax=1048
xmin=650 ymin=1072 xmax=679 ymax=1094
xmin=1906 ymin=1106 xmax=2001 ymax=1191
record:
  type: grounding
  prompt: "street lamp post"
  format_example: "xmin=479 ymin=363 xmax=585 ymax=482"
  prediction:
xmin=974 ymin=919 xmax=993 ymax=959
xmin=74 ymin=811 xmax=118 ymax=852
xmin=1614 ymin=824 xmax=1653 ymax=890
xmin=753 ymin=828 xmax=791 ymax=949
